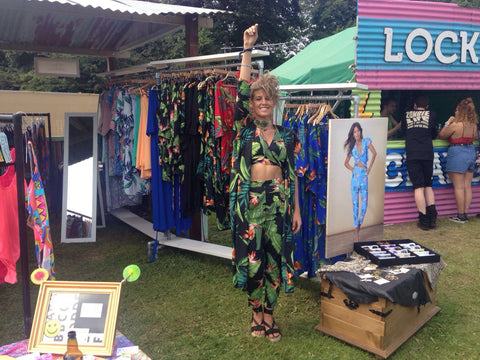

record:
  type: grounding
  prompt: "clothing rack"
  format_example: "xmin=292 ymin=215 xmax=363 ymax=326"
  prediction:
xmin=280 ymin=94 xmax=361 ymax=117
xmin=278 ymin=83 xmax=368 ymax=118
xmin=23 ymin=113 xmax=53 ymax=183
xmin=0 ymin=112 xmax=31 ymax=337
xmin=98 ymin=50 xmax=270 ymax=78
xmin=99 ymin=60 xmax=264 ymax=89
xmin=155 ymin=60 xmax=265 ymax=76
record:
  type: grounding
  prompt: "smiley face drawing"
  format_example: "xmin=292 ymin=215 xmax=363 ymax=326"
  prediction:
xmin=44 ymin=319 xmax=61 ymax=338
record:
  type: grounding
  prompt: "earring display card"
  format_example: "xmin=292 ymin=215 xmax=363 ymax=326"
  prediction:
xmin=354 ymin=239 xmax=440 ymax=267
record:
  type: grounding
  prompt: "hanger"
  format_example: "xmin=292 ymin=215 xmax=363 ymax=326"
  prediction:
xmin=315 ymin=104 xmax=339 ymax=125
xmin=308 ymin=103 xmax=325 ymax=124
xmin=294 ymin=104 xmax=304 ymax=116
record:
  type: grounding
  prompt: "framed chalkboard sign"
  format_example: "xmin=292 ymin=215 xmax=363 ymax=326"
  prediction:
xmin=28 ymin=281 xmax=122 ymax=356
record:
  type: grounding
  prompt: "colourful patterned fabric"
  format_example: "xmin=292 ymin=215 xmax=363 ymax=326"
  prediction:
xmin=285 ymin=112 xmax=344 ymax=278
xmin=351 ymin=137 xmax=372 ymax=167
xmin=351 ymin=166 xmax=368 ymax=227
xmin=198 ymin=77 xmax=217 ymax=215
xmin=182 ymin=80 xmax=202 ymax=218
xmin=349 ymin=137 xmax=372 ymax=227
xmin=113 ymin=90 xmax=150 ymax=196
xmin=213 ymin=80 xmax=237 ymax=230
xmin=0 ymin=330 xmax=151 ymax=360
xmin=251 ymin=128 xmax=287 ymax=166
xmin=27 ymin=141 xmax=55 ymax=279
xmin=230 ymin=80 xmax=299 ymax=293
xmin=246 ymin=179 xmax=286 ymax=308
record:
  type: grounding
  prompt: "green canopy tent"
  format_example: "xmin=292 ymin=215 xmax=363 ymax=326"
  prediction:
xmin=270 ymin=27 xmax=356 ymax=85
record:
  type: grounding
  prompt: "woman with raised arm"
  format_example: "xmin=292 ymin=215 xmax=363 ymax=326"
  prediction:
xmin=229 ymin=24 xmax=301 ymax=342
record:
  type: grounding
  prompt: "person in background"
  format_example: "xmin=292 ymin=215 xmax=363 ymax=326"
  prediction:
xmin=344 ymin=122 xmax=377 ymax=242
xmin=229 ymin=24 xmax=302 ymax=342
xmin=381 ymin=97 xmax=401 ymax=139
xmin=439 ymin=98 xmax=479 ymax=223
xmin=401 ymin=92 xmax=438 ymax=230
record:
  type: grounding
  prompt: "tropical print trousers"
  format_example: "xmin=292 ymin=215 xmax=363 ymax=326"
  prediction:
xmin=351 ymin=166 xmax=368 ymax=228
xmin=245 ymin=178 xmax=286 ymax=309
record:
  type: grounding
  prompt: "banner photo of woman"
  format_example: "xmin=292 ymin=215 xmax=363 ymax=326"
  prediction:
xmin=326 ymin=118 xmax=388 ymax=258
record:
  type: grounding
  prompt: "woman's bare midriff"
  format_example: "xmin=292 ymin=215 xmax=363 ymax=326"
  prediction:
xmin=251 ymin=163 xmax=282 ymax=181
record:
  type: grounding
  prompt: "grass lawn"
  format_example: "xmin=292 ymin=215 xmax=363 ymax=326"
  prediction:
xmin=1 ymin=213 xmax=479 ymax=359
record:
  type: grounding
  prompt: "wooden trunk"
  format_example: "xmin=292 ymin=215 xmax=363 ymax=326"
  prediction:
xmin=315 ymin=273 xmax=440 ymax=359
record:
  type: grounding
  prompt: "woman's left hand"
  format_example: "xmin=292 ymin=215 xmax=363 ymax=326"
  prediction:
xmin=292 ymin=208 xmax=302 ymax=234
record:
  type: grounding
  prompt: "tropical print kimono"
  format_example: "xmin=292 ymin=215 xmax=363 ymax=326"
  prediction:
xmin=229 ymin=80 xmax=300 ymax=293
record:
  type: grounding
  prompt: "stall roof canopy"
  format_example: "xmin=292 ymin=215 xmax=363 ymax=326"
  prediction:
xmin=271 ymin=27 xmax=356 ymax=85
xmin=0 ymin=0 xmax=224 ymax=57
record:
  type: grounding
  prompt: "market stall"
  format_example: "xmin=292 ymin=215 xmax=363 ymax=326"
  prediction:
xmin=269 ymin=0 xmax=480 ymax=356
xmin=271 ymin=3 xmax=480 ymax=224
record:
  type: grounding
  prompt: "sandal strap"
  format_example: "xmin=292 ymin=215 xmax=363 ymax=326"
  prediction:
xmin=251 ymin=313 xmax=265 ymax=333
xmin=263 ymin=307 xmax=274 ymax=315
xmin=265 ymin=327 xmax=281 ymax=336
xmin=252 ymin=305 xmax=263 ymax=313
xmin=263 ymin=320 xmax=280 ymax=336
xmin=251 ymin=323 xmax=264 ymax=332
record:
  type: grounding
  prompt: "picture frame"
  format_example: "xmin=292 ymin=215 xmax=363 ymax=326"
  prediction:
xmin=28 ymin=281 xmax=122 ymax=356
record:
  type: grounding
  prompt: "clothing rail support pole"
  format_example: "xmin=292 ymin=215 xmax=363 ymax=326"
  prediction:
xmin=256 ymin=60 xmax=264 ymax=75
xmin=13 ymin=112 xmax=32 ymax=337
xmin=352 ymin=95 xmax=360 ymax=118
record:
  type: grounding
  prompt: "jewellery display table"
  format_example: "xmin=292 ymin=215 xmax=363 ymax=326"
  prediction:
xmin=316 ymin=257 xmax=444 ymax=359
xmin=0 ymin=331 xmax=150 ymax=360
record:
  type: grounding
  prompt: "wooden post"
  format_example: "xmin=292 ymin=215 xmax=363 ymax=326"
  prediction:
xmin=185 ymin=14 xmax=199 ymax=66
xmin=106 ymin=57 xmax=118 ymax=72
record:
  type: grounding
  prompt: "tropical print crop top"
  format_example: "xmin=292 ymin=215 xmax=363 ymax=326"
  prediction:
xmin=251 ymin=128 xmax=287 ymax=167
xmin=350 ymin=137 xmax=372 ymax=167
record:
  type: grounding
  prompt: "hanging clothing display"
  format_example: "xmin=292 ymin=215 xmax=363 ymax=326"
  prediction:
xmin=25 ymin=117 xmax=50 ymax=188
xmin=147 ymin=86 xmax=191 ymax=235
xmin=135 ymin=90 xmax=151 ymax=179
xmin=112 ymin=90 xmax=150 ymax=196
xmin=99 ymin=71 xmax=246 ymax=236
xmin=26 ymin=140 xmax=55 ymax=279
xmin=0 ymin=148 xmax=20 ymax=284
xmin=284 ymin=108 xmax=345 ymax=278
xmin=182 ymin=80 xmax=203 ymax=218
xmin=212 ymin=79 xmax=237 ymax=230
xmin=98 ymin=88 xmax=144 ymax=211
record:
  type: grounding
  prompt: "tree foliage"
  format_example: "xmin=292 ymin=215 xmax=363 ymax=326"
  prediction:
xmin=2 ymin=0 xmax=480 ymax=92
xmin=309 ymin=0 xmax=357 ymax=41
xmin=0 ymin=51 xmax=106 ymax=92
xmin=136 ymin=0 xmax=303 ymax=69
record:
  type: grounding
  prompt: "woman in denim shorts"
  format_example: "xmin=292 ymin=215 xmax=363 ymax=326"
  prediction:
xmin=439 ymin=98 xmax=479 ymax=223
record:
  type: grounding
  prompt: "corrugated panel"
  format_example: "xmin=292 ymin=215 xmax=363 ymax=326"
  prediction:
xmin=349 ymin=89 xmax=381 ymax=118
xmin=358 ymin=0 xmax=480 ymax=24
xmin=356 ymin=0 xmax=480 ymax=90
xmin=384 ymin=186 xmax=480 ymax=224
xmin=36 ymin=0 xmax=224 ymax=16
xmin=0 ymin=0 xmax=223 ymax=56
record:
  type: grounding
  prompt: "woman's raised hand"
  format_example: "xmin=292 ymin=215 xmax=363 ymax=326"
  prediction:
xmin=244 ymin=24 xmax=258 ymax=49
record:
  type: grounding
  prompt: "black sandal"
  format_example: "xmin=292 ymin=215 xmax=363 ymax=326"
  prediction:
xmin=262 ymin=307 xmax=281 ymax=342
xmin=251 ymin=306 xmax=265 ymax=337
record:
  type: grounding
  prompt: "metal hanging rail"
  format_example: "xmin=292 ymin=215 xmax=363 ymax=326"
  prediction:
xmin=280 ymin=94 xmax=361 ymax=117
xmin=278 ymin=83 xmax=368 ymax=118
xmin=156 ymin=60 xmax=265 ymax=75
xmin=279 ymin=83 xmax=368 ymax=92
xmin=98 ymin=50 xmax=270 ymax=77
